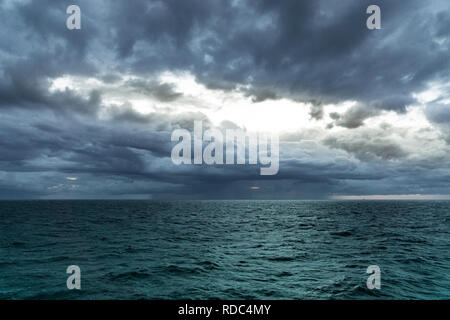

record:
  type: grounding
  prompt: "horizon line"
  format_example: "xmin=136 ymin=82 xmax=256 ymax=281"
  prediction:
xmin=1 ymin=196 xmax=450 ymax=201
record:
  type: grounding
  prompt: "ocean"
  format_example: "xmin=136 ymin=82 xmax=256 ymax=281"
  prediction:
xmin=0 ymin=200 xmax=449 ymax=299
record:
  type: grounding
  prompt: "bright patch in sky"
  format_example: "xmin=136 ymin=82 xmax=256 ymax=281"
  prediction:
xmin=48 ymin=72 xmax=427 ymax=135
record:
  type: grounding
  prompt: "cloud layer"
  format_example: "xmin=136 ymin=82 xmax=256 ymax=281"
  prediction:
xmin=0 ymin=0 xmax=449 ymax=199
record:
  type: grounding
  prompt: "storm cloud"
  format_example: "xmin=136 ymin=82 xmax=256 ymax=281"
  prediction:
xmin=0 ymin=0 xmax=449 ymax=199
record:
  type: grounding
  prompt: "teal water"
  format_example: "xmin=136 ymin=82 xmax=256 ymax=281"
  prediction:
xmin=0 ymin=200 xmax=449 ymax=299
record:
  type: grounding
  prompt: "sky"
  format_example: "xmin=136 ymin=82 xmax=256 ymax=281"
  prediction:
xmin=0 ymin=0 xmax=449 ymax=199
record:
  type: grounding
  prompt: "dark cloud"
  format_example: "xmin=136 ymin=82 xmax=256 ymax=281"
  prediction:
xmin=3 ymin=0 xmax=449 ymax=111
xmin=332 ymin=104 xmax=381 ymax=129
xmin=125 ymin=79 xmax=183 ymax=102
xmin=0 ymin=0 xmax=449 ymax=199
xmin=102 ymin=0 xmax=449 ymax=113
xmin=309 ymin=103 xmax=324 ymax=120
xmin=243 ymin=89 xmax=279 ymax=103
xmin=425 ymin=103 xmax=450 ymax=124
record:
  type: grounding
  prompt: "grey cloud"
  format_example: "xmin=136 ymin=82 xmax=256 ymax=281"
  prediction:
xmin=243 ymin=89 xmax=279 ymax=103
xmin=309 ymin=103 xmax=324 ymax=120
xmin=425 ymin=103 xmax=450 ymax=124
xmin=333 ymin=104 xmax=381 ymax=129
xmin=323 ymin=135 xmax=407 ymax=161
xmin=101 ymin=73 xmax=123 ymax=84
xmin=107 ymin=104 xmax=212 ymax=133
xmin=107 ymin=0 xmax=449 ymax=113
xmin=125 ymin=79 xmax=183 ymax=102
xmin=0 ymin=0 xmax=449 ymax=199
xmin=3 ymin=0 xmax=450 ymax=114
xmin=0 ymin=106 xmax=446 ymax=199
xmin=329 ymin=112 xmax=341 ymax=120
xmin=424 ymin=103 xmax=450 ymax=145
